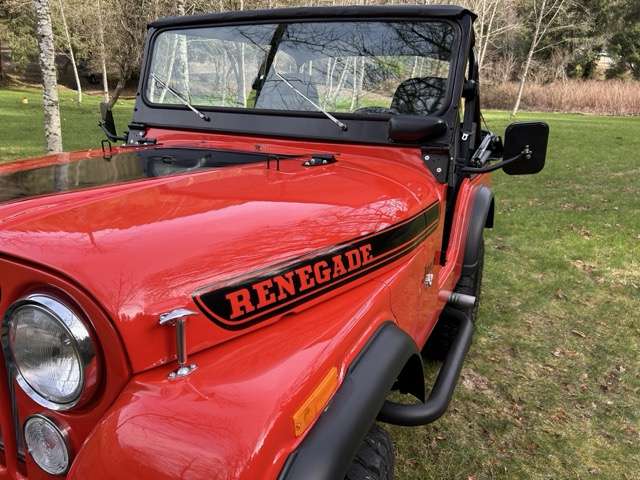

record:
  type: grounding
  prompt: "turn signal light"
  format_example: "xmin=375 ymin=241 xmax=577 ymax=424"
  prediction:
xmin=293 ymin=367 xmax=338 ymax=437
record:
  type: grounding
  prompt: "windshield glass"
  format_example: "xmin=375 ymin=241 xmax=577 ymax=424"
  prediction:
xmin=146 ymin=21 xmax=455 ymax=116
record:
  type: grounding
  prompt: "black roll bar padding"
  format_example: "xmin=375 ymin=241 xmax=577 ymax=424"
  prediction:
xmin=377 ymin=307 xmax=473 ymax=427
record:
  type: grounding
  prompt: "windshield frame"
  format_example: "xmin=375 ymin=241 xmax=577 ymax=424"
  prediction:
xmin=131 ymin=7 xmax=473 ymax=147
xmin=142 ymin=18 xmax=461 ymax=120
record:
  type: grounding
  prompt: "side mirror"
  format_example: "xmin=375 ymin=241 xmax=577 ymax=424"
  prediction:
xmin=99 ymin=101 xmax=126 ymax=142
xmin=388 ymin=116 xmax=447 ymax=143
xmin=502 ymin=121 xmax=549 ymax=175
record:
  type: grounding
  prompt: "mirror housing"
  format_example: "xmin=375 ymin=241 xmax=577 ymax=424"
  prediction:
xmin=458 ymin=121 xmax=549 ymax=176
xmin=502 ymin=121 xmax=548 ymax=175
xmin=388 ymin=116 xmax=447 ymax=143
xmin=99 ymin=102 xmax=126 ymax=142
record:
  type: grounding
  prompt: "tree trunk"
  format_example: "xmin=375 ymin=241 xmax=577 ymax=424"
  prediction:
xmin=410 ymin=56 xmax=419 ymax=78
xmin=239 ymin=0 xmax=246 ymax=107
xmin=349 ymin=56 xmax=358 ymax=111
xmin=97 ymin=0 xmax=109 ymax=102
xmin=323 ymin=57 xmax=333 ymax=107
xmin=512 ymin=0 xmax=546 ymax=117
xmin=33 ymin=0 xmax=63 ymax=153
xmin=511 ymin=48 xmax=533 ymax=117
xmin=240 ymin=43 xmax=247 ymax=107
xmin=331 ymin=57 xmax=350 ymax=108
xmin=57 ymin=0 xmax=82 ymax=103
xmin=355 ymin=57 xmax=365 ymax=109
xmin=177 ymin=14 xmax=190 ymax=100
xmin=158 ymin=36 xmax=177 ymax=102
xmin=0 ymin=37 xmax=4 ymax=81
xmin=478 ymin=0 xmax=499 ymax=71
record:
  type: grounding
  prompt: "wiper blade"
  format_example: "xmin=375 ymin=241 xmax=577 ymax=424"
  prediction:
xmin=237 ymin=28 xmax=347 ymax=132
xmin=151 ymin=73 xmax=210 ymax=122
xmin=272 ymin=71 xmax=348 ymax=131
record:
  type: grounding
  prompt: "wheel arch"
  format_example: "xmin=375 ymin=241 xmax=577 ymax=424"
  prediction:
xmin=279 ymin=322 xmax=420 ymax=480
xmin=462 ymin=185 xmax=494 ymax=277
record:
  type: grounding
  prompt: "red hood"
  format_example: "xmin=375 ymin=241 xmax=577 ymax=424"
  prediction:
xmin=0 ymin=142 xmax=440 ymax=371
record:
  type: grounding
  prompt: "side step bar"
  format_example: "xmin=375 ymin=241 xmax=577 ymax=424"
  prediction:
xmin=378 ymin=308 xmax=473 ymax=426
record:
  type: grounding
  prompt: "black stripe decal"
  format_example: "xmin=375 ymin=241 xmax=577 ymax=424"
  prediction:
xmin=194 ymin=202 xmax=439 ymax=330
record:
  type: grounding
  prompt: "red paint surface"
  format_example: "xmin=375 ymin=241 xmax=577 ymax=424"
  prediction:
xmin=0 ymin=130 xmax=490 ymax=479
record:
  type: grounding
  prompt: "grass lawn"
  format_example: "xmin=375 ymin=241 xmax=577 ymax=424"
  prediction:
xmin=1 ymin=87 xmax=639 ymax=479
xmin=390 ymin=112 xmax=640 ymax=479
xmin=0 ymin=87 xmax=134 ymax=162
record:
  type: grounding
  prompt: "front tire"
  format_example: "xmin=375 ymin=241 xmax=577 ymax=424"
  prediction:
xmin=345 ymin=424 xmax=395 ymax=480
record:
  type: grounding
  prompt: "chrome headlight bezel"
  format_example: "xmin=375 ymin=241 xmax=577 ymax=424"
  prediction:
xmin=3 ymin=293 xmax=99 ymax=411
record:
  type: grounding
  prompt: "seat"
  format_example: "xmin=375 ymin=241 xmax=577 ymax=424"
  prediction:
xmin=254 ymin=72 xmax=319 ymax=111
xmin=390 ymin=77 xmax=447 ymax=115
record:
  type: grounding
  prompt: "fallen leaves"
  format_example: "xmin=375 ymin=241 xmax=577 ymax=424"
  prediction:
xmin=461 ymin=369 xmax=492 ymax=394
xmin=555 ymin=289 xmax=568 ymax=300
xmin=600 ymin=365 xmax=627 ymax=393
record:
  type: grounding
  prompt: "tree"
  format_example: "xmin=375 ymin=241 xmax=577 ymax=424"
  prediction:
xmin=466 ymin=0 xmax=519 ymax=73
xmin=609 ymin=27 xmax=640 ymax=80
xmin=96 ymin=0 xmax=109 ymax=101
xmin=32 ymin=0 xmax=62 ymax=153
xmin=606 ymin=0 xmax=640 ymax=79
xmin=511 ymin=0 xmax=575 ymax=116
xmin=55 ymin=0 xmax=81 ymax=102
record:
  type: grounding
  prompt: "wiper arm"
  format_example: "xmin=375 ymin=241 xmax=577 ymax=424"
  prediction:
xmin=151 ymin=73 xmax=210 ymax=122
xmin=236 ymin=28 xmax=347 ymax=132
xmin=272 ymin=70 xmax=348 ymax=131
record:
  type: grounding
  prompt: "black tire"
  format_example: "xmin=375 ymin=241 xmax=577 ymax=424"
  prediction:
xmin=345 ymin=424 xmax=395 ymax=480
xmin=423 ymin=237 xmax=484 ymax=360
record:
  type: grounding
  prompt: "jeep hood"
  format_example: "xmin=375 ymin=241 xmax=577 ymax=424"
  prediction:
xmin=0 ymin=145 xmax=440 ymax=372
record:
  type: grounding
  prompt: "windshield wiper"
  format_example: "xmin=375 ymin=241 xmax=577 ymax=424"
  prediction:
xmin=151 ymin=73 xmax=210 ymax=122
xmin=272 ymin=70 xmax=348 ymax=131
xmin=239 ymin=28 xmax=348 ymax=132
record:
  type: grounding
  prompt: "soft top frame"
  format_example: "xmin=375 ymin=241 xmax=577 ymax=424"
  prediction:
xmin=149 ymin=5 xmax=476 ymax=29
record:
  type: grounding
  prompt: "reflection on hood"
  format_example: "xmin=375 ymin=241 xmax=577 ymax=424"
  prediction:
xmin=0 ymin=147 xmax=289 ymax=203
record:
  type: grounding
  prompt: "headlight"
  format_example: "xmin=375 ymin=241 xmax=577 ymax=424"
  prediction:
xmin=24 ymin=414 xmax=70 ymax=475
xmin=4 ymin=294 xmax=98 ymax=410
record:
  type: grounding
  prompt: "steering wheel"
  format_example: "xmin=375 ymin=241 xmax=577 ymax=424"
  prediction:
xmin=354 ymin=106 xmax=398 ymax=115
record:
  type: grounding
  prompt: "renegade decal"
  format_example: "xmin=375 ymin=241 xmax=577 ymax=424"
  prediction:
xmin=194 ymin=202 xmax=439 ymax=330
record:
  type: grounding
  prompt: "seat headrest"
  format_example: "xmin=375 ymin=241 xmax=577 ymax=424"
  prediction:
xmin=391 ymin=77 xmax=447 ymax=115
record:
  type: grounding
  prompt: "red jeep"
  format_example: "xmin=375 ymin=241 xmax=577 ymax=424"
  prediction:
xmin=0 ymin=5 xmax=548 ymax=479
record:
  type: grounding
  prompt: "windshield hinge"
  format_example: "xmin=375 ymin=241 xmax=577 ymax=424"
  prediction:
xmin=127 ymin=123 xmax=157 ymax=146
xmin=422 ymin=149 xmax=450 ymax=184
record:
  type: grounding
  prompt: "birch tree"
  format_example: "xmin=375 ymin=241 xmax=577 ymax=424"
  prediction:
xmin=512 ymin=0 xmax=573 ymax=116
xmin=33 ymin=0 xmax=63 ymax=153
xmin=97 ymin=0 xmax=109 ymax=101
xmin=468 ymin=0 xmax=519 ymax=72
xmin=56 ymin=0 xmax=82 ymax=103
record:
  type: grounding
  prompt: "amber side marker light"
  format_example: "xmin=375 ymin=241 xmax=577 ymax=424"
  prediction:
xmin=293 ymin=367 xmax=339 ymax=437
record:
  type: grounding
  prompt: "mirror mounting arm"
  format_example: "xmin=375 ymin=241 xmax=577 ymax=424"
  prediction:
xmin=98 ymin=121 xmax=127 ymax=143
xmin=458 ymin=146 xmax=532 ymax=175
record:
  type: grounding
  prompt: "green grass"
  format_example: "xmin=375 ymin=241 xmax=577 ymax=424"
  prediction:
xmin=391 ymin=111 xmax=640 ymax=479
xmin=1 ymin=87 xmax=639 ymax=479
xmin=0 ymin=87 xmax=134 ymax=162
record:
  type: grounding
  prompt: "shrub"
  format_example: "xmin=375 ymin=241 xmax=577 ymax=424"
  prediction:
xmin=482 ymin=80 xmax=640 ymax=116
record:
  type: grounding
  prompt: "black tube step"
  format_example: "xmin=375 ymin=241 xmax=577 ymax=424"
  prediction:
xmin=377 ymin=307 xmax=473 ymax=426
